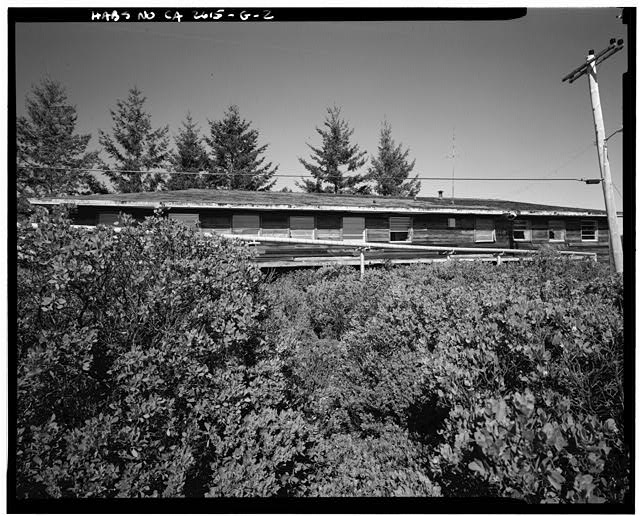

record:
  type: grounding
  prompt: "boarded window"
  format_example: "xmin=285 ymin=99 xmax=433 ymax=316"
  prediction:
xmin=474 ymin=218 xmax=495 ymax=243
xmin=261 ymin=213 xmax=289 ymax=229
xmin=233 ymin=213 xmax=260 ymax=235
xmin=581 ymin=220 xmax=597 ymax=241
xmin=548 ymin=220 xmax=566 ymax=242
xmin=201 ymin=213 xmax=231 ymax=229
xmin=290 ymin=215 xmax=315 ymax=239
xmin=98 ymin=212 xmax=120 ymax=226
xmin=261 ymin=212 xmax=289 ymax=236
xmin=512 ymin=220 xmax=531 ymax=241
xmin=169 ymin=213 xmax=199 ymax=227
xmin=290 ymin=215 xmax=314 ymax=230
xmin=316 ymin=214 xmax=341 ymax=229
xmin=448 ymin=218 xmax=456 ymax=228
xmin=343 ymin=216 xmax=365 ymax=240
xmin=365 ymin=216 xmax=388 ymax=242
xmin=316 ymin=214 xmax=341 ymax=240
xmin=389 ymin=216 xmax=411 ymax=242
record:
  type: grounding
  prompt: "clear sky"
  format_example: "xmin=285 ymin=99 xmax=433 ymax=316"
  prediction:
xmin=14 ymin=8 xmax=627 ymax=210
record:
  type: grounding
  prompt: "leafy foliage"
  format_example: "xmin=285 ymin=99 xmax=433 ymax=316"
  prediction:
xmin=16 ymin=78 xmax=105 ymax=216
xmin=263 ymin=260 xmax=628 ymax=503
xmin=206 ymin=105 xmax=277 ymax=191
xmin=17 ymin=212 xmax=282 ymax=497
xmin=367 ymin=120 xmax=420 ymax=197
xmin=99 ymin=87 xmax=170 ymax=192
xmin=297 ymin=106 xmax=368 ymax=194
xmin=165 ymin=113 xmax=210 ymax=190
xmin=16 ymin=221 xmax=627 ymax=501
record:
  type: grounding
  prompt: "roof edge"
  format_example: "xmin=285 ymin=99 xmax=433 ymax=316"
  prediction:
xmin=29 ymin=197 xmax=608 ymax=218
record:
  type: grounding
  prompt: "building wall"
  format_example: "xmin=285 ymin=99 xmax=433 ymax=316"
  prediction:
xmin=70 ymin=206 xmax=610 ymax=259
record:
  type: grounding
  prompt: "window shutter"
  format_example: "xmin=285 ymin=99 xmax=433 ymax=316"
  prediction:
xmin=233 ymin=214 xmax=260 ymax=234
xmin=343 ymin=216 xmax=365 ymax=240
xmin=581 ymin=220 xmax=597 ymax=241
xmin=389 ymin=216 xmax=411 ymax=232
xmin=290 ymin=215 xmax=315 ymax=239
xmin=290 ymin=215 xmax=314 ymax=230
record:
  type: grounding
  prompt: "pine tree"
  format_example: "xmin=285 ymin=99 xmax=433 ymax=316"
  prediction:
xmin=206 ymin=105 xmax=277 ymax=191
xmin=99 ymin=87 xmax=170 ymax=193
xmin=297 ymin=106 xmax=368 ymax=194
xmin=165 ymin=113 xmax=210 ymax=190
xmin=17 ymin=78 xmax=105 ymax=213
xmin=367 ymin=120 xmax=420 ymax=197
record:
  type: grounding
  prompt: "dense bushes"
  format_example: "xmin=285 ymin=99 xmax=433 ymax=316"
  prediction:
xmin=263 ymin=258 xmax=627 ymax=503
xmin=17 ymin=211 xmax=308 ymax=497
xmin=17 ymin=213 xmax=627 ymax=502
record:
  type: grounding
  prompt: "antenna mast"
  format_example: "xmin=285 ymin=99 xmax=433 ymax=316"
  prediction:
xmin=445 ymin=129 xmax=456 ymax=205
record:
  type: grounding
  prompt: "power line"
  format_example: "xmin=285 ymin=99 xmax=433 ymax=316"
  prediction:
xmin=506 ymin=141 xmax=597 ymax=198
xmin=612 ymin=182 xmax=623 ymax=200
xmin=21 ymin=165 xmax=599 ymax=182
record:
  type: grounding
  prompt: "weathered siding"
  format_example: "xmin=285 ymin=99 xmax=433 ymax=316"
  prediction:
xmin=68 ymin=205 xmax=611 ymax=263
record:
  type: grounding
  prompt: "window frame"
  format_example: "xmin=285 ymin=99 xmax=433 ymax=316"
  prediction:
xmin=232 ymin=213 xmax=260 ymax=234
xmin=548 ymin=220 xmax=566 ymax=242
xmin=581 ymin=219 xmax=598 ymax=242
xmin=388 ymin=216 xmax=412 ymax=243
xmin=512 ymin=220 xmax=532 ymax=242
xmin=474 ymin=218 xmax=496 ymax=243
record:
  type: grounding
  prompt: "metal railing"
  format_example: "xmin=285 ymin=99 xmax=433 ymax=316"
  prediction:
xmin=216 ymin=233 xmax=597 ymax=277
xmin=32 ymin=224 xmax=598 ymax=277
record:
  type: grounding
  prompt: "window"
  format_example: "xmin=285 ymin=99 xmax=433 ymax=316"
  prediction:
xmin=232 ymin=213 xmax=260 ymax=234
xmin=343 ymin=216 xmax=365 ymax=240
xmin=169 ymin=213 xmax=199 ymax=227
xmin=581 ymin=220 xmax=597 ymax=241
xmin=548 ymin=220 xmax=566 ymax=242
xmin=201 ymin=213 xmax=231 ymax=234
xmin=512 ymin=220 xmax=531 ymax=241
xmin=290 ymin=215 xmax=315 ymax=239
xmin=316 ymin=214 xmax=341 ymax=240
xmin=448 ymin=218 xmax=456 ymax=228
xmin=474 ymin=218 xmax=495 ymax=243
xmin=261 ymin=213 xmax=289 ymax=236
xmin=389 ymin=216 xmax=411 ymax=242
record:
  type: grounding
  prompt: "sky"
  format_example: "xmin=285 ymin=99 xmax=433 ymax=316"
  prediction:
xmin=14 ymin=8 xmax=628 ymax=210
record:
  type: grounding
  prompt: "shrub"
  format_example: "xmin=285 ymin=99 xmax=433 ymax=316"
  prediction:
xmin=264 ymin=259 xmax=628 ymax=502
xmin=16 ymin=211 xmax=279 ymax=497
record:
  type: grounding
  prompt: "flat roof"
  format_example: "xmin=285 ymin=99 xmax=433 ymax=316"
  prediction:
xmin=30 ymin=189 xmax=607 ymax=217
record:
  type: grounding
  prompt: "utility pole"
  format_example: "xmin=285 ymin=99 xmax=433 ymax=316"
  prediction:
xmin=562 ymin=39 xmax=625 ymax=274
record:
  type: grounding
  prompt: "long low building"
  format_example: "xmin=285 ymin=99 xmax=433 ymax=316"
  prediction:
xmin=30 ymin=189 xmax=612 ymax=267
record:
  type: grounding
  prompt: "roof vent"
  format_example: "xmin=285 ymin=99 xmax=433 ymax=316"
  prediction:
xmin=438 ymin=190 xmax=443 ymax=199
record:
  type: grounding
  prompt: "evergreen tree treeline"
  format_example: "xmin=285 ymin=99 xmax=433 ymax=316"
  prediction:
xmin=18 ymin=79 xmax=422 ymax=200
xmin=99 ymin=87 xmax=171 ymax=193
xmin=16 ymin=78 xmax=106 ymax=216
xmin=367 ymin=120 xmax=420 ymax=197
xmin=298 ymin=106 xmax=368 ymax=195
xmin=206 ymin=105 xmax=278 ymax=191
